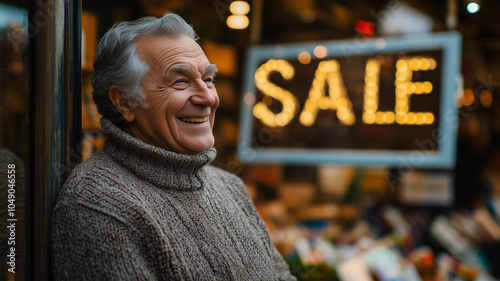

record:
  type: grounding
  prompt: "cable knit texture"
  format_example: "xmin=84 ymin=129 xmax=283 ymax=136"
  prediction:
xmin=51 ymin=118 xmax=296 ymax=281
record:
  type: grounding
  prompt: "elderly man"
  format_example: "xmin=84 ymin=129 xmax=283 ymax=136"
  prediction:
xmin=51 ymin=13 xmax=297 ymax=280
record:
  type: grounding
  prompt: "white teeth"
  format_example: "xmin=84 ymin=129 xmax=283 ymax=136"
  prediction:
xmin=179 ymin=116 xmax=209 ymax=123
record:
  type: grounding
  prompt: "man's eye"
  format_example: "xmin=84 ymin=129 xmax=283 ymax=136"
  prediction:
xmin=173 ymin=79 xmax=188 ymax=85
xmin=204 ymin=77 xmax=215 ymax=85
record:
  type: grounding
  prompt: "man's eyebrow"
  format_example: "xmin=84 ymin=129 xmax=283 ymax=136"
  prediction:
xmin=169 ymin=64 xmax=191 ymax=76
xmin=168 ymin=64 xmax=218 ymax=77
xmin=205 ymin=64 xmax=218 ymax=76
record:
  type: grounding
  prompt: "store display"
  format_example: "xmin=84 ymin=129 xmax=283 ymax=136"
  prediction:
xmin=249 ymin=165 xmax=500 ymax=281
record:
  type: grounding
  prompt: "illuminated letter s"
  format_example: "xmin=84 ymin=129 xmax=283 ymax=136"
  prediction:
xmin=253 ymin=59 xmax=298 ymax=127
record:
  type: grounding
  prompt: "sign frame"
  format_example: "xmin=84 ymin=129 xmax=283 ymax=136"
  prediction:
xmin=237 ymin=32 xmax=462 ymax=168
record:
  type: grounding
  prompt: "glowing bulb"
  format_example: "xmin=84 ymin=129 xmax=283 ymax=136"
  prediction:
xmin=314 ymin=45 xmax=328 ymax=58
xmin=407 ymin=113 xmax=416 ymax=125
xmin=467 ymin=2 xmax=480 ymax=13
xmin=230 ymin=1 xmax=250 ymax=15
xmin=424 ymin=113 xmax=434 ymax=124
xmin=463 ymin=89 xmax=475 ymax=106
xmin=480 ymin=89 xmax=493 ymax=108
xmin=244 ymin=92 xmax=255 ymax=105
xmin=318 ymin=97 xmax=330 ymax=109
xmin=375 ymin=39 xmax=386 ymax=49
xmin=300 ymin=112 xmax=314 ymax=126
xmin=375 ymin=112 xmax=385 ymax=124
xmin=227 ymin=15 xmax=249 ymax=29
xmin=423 ymin=81 xmax=433 ymax=93
xmin=385 ymin=112 xmax=395 ymax=124
xmin=298 ymin=51 xmax=312 ymax=64
xmin=363 ymin=113 xmax=376 ymax=124
xmin=429 ymin=59 xmax=436 ymax=70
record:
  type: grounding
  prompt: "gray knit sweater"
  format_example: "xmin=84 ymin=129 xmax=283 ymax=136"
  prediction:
xmin=51 ymin=118 xmax=296 ymax=281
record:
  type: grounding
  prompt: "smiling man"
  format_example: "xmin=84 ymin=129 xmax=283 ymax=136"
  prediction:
xmin=112 ymin=35 xmax=219 ymax=154
xmin=51 ymin=13 xmax=297 ymax=280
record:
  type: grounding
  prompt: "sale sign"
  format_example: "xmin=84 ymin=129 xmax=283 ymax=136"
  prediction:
xmin=237 ymin=32 xmax=462 ymax=167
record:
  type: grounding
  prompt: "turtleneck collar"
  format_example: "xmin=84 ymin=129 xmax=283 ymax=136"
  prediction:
xmin=100 ymin=118 xmax=216 ymax=191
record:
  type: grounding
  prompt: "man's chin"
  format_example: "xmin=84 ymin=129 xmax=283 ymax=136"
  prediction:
xmin=183 ymin=140 xmax=215 ymax=155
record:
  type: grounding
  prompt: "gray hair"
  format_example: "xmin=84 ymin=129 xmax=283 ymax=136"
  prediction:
xmin=92 ymin=13 xmax=198 ymax=125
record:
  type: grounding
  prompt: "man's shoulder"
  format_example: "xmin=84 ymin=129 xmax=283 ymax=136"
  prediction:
xmin=56 ymin=150 xmax=134 ymax=206
xmin=65 ymin=150 xmax=120 ymax=186
xmin=204 ymin=165 xmax=251 ymax=196
xmin=205 ymin=165 xmax=242 ymax=184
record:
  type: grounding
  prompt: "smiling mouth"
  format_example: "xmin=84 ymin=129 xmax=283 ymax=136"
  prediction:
xmin=178 ymin=116 xmax=209 ymax=124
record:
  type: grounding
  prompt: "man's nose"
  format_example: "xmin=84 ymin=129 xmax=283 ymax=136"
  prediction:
xmin=190 ymin=80 xmax=217 ymax=107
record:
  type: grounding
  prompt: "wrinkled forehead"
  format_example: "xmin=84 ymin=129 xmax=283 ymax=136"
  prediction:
xmin=136 ymin=35 xmax=209 ymax=70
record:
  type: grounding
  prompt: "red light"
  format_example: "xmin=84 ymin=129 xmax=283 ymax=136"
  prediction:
xmin=355 ymin=21 xmax=375 ymax=35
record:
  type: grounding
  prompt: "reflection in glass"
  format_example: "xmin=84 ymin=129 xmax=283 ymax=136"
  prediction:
xmin=0 ymin=2 xmax=30 ymax=280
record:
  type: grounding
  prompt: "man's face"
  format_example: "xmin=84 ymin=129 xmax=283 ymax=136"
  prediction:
xmin=130 ymin=35 xmax=219 ymax=154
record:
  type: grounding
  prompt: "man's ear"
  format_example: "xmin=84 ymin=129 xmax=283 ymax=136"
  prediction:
xmin=108 ymin=84 xmax=135 ymax=122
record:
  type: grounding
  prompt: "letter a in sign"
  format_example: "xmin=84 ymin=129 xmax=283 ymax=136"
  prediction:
xmin=299 ymin=60 xmax=355 ymax=126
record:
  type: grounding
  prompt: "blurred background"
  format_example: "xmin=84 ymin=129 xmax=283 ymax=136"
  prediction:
xmin=1 ymin=0 xmax=500 ymax=280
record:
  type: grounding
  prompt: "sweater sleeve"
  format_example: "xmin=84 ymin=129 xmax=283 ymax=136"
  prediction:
xmin=218 ymin=169 xmax=298 ymax=281
xmin=249 ymin=200 xmax=298 ymax=281
xmin=268 ymin=241 xmax=299 ymax=281
xmin=51 ymin=200 xmax=158 ymax=281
